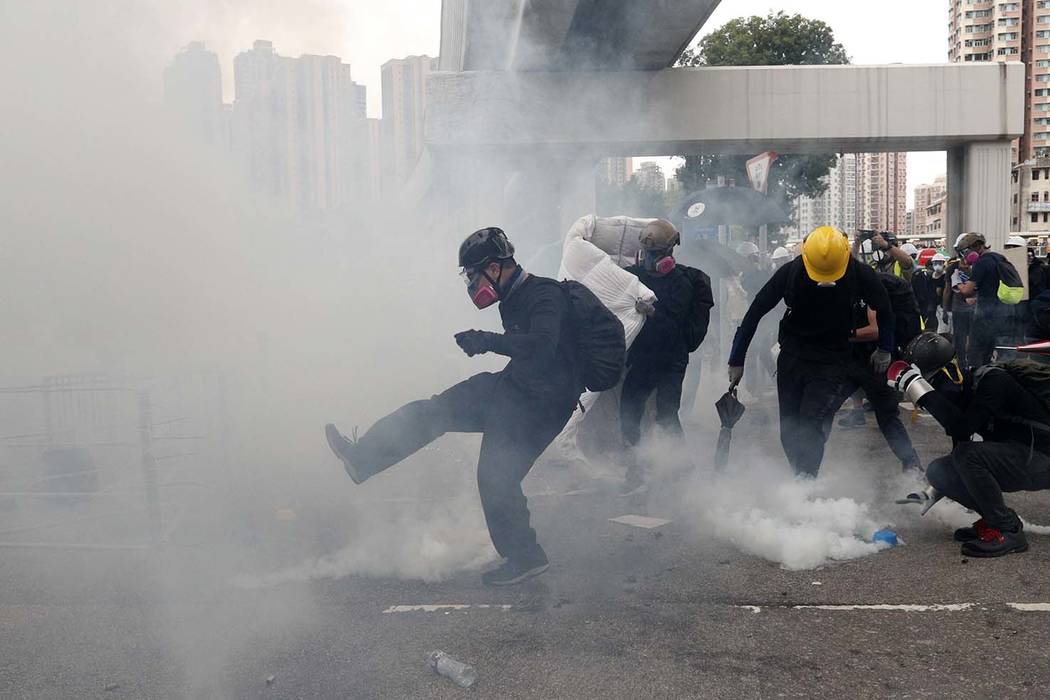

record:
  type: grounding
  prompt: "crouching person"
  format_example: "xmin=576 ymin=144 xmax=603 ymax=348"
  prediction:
xmin=889 ymin=333 xmax=1050 ymax=557
xmin=325 ymin=227 xmax=616 ymax=586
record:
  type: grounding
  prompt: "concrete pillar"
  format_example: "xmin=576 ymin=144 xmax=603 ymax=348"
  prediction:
xmin=946 ymin=141 xmax=1012 ymax=251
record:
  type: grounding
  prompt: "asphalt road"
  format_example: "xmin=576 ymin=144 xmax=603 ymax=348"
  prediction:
xmin=1 ymin=395 xmax=1049 ymax=699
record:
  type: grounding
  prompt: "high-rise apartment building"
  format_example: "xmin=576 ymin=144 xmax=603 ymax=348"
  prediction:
xmin=857 ymin=152 xmax=908 ymax=234
xmin=795 ymin=154 xmax=859 ymax=236
xmin=926 ymin=195 xmax=948 ymax=237
xmin=1012 ymin=155 xmax=1050 ymax=230
xmin=913 ymin=175 xmax=947 ymax=239
xmin=164 ymin=42 xmax=224 ymax=146
xmin=597 ymin=157 xmax=634 ymax=187
xmin=231 ymin=41 xmax=369 ymax=210
xmin=949 ymin=0 xmax=1046 ymax=162
xmin=232 ymin=41 xmax=301 ymax=207
xmin=634 ymin=162 xmax=667 ymax=192
xmin=381 ymin=56 xmax=438 ymax=183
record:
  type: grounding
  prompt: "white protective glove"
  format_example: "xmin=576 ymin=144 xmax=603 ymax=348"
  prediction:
xmin=870 ymin=348 xmax=892 ymax=375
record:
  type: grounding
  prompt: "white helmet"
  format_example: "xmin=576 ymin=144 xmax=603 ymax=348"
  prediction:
xmin=736 ymin=241 xmax=759 ymax=257
xmin=900 ymin=243 xmax=919 ymax=258
xmin=1006 ymin=235 xmax=1027 ymax=248
xmin=932 ymin=252 xmax=948 ymax=263
xmin=771 ymin=246 xmax=790 ymax=261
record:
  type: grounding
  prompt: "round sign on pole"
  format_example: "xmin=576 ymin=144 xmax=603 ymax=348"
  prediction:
xmin=687 ymin=202 xmax=706 ymax=218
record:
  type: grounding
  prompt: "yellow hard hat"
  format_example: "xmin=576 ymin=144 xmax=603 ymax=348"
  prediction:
xmin=801 ymin=226 xmax=850 ymax=283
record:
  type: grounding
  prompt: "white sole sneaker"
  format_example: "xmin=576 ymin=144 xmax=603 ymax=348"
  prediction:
xmin=324 ymin=424 xmax=364 ymax=484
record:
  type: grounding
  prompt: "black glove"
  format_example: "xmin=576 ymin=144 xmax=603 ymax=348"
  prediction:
xmin=455 ymin=330 xmax=496 ymax=357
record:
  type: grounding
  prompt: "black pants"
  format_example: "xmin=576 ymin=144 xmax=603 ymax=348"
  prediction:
xmin=969 ymin=310 xmax=1010 ymax=368
xmin=952 ymin=310 xmax=974 ymax=368
xmin=927 ymin=441 xmax=1050 ymax=532
xmin=776 ymin=352 xmax=850 ymax=477
xmin=620 ymin=364 xmax=686 ymax=446
xmin=841 ymin=361 xmax=919 ymax=468
xmin=348 ymin=372 xmax=577 ymax=562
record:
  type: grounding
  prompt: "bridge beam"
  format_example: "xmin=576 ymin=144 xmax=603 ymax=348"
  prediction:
xmin=427 ymin=63 xmax=1024 ymax=156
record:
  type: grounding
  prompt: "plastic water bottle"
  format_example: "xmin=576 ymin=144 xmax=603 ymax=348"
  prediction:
xmin=428 ymin=651 xmax=477 ymax=688
xmin=872 ymin=528 xmax=900 ymax=547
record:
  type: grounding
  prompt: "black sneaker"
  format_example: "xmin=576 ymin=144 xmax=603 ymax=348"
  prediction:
xmin=481 ymin=553 xmax=549 ymax=587
xmin=837 ymin=409 xmax=866 ymax=428
xmin=960 ymin=527 xmax=1028 ymax=557
xmin=324 ymin=423 xmax=366 ymax=484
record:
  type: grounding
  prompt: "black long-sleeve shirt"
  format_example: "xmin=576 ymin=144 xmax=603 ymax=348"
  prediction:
xmin=919 ymin=368 xmax=1050 ymax=454
xmin=625 ymin=265 xmax=696 ymax=372
xmin=729 ymin=257 xmax=894 ymax=366
xmin=494 ymin=274 xmax=580 ymax=400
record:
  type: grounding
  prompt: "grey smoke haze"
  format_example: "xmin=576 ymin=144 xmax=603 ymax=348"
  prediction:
xmin=0 ymin=3 xmax=940 ymax=695
xmin=0 ymin=2 xmax=499 ymax=694
xmin=0 ymin=0 xmax=440 ymax=111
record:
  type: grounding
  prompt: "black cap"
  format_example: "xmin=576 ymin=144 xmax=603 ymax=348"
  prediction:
xmin=459 ymin=227 xmax=515 ymax=269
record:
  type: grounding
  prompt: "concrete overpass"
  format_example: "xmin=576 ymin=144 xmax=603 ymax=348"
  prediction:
xmin=438 ymin=0 xmax=721 ymax=71
xmin=422 ymin=1 xmax=1024 ymax=249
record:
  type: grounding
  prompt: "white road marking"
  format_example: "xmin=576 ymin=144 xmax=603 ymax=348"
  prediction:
xmin=382 ymin=604 xmax=513 ymax=614
xmin=736 ymin=603 xmax=1050 ymax=613
xmin=1006 ymin=603 xmax=1050 ymax=612
xmin=791 ymin=603 xmax=974 ymax=612
xmin=609 ymin=514 xmax=672 ymax=529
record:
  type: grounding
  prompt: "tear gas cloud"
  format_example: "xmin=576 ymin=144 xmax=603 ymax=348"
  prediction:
xmin=0 ymin=1 xmax=499 ymax=692
xmin=0 ymin=3 xmax=945 ymax=693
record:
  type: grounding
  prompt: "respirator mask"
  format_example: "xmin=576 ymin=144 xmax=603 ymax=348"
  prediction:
xmin=642 ymin=247 xmax=676 ymax=275
xmin=462 ymin=263 xmax=521 ymax=309
xmin=462 ymin=266 xmax=500 ymax=309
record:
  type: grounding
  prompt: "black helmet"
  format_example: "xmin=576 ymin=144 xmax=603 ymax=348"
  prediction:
xmin=459 ymin=227 xmax=515 ymax=270
xmin=903 ymin=333 xmax=956 ymax=373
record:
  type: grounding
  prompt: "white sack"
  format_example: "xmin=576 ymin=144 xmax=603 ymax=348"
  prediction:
xmin=550 ymin=215 xmax=656 ymax=467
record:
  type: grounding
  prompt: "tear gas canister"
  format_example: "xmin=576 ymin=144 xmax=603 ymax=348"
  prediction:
xmin=872 ymin=529 xmax=900 ymax=547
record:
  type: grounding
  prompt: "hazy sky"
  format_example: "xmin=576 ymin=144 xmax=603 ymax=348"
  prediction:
xmin=172 ymin=0 xmax=950 ymax=201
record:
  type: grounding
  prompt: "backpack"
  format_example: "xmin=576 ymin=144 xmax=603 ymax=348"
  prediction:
xmin=559 ymin=280 xmax=626 ymax=392
xmin=876 ymin=272 xmax=922 ymax=349
xmin=987 ymin=252 xmax=1025 ymax=305
xmin=677 ymin=264 xmax=715 ymax=353
xmin=987 ymin=360 xmax=1050 ymax=432
xmin=1031 ymin=289 xmax=1050 ymax=337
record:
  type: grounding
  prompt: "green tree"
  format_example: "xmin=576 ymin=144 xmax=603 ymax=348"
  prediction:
xmin=675 ymin=12 xmax=849 ymax=206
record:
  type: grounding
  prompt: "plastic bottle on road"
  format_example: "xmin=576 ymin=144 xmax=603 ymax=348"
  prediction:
xmin=428 ymin=650 xmax=477 ymax=688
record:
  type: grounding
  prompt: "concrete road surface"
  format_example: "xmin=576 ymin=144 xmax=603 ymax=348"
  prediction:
xmin=0 ymin=396 xmax=1048 ymax=699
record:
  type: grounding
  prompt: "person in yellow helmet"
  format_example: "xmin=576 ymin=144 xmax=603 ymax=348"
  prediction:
xmin=727 ymin=226 xmax=896 ymax=477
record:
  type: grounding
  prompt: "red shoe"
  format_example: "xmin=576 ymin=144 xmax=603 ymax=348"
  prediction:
xmin=953 ymin=518 xmax=992 ymax=543
xmin=960 ymin=526 xmax=1028 ymax=558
